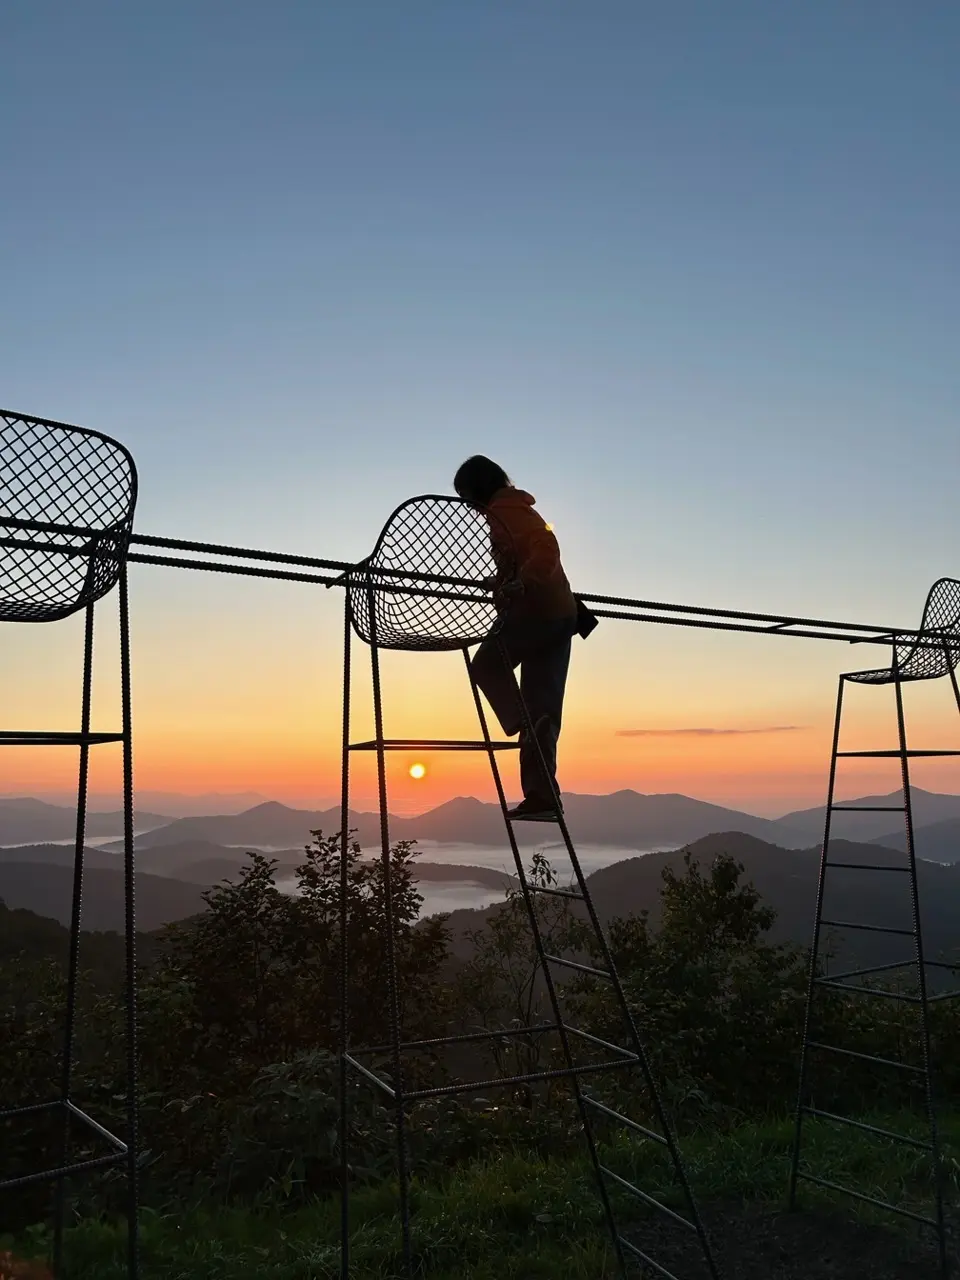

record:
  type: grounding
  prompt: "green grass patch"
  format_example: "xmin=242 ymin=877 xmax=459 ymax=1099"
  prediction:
xmin=10 ymin=1112 xmax=957 ymax=1278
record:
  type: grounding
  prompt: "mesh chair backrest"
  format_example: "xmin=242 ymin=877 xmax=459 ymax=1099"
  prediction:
xmin=0 ymin=410 xmax=138 ymax=623
xmin=348 ymin=495 xmax=514 ymax=651
xmin=896 ymin=577 xmax=960 ymax=679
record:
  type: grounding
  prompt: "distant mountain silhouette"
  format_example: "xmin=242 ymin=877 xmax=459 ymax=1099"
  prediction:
xmin=0 ymin=842 xmax=123 ymax=870
xmin=0 ymin=798 xmax=169 ymax=845
xmin=118 ymin=791 xmax=807 ymax=853
xmin=870 ymin=817 xmax=960 ymax=864
xmin=0 ymin=863 xmax=208 ymax=932
xmin=9 ymin=788 xmax=959 ymax=854
xmin=442 ymin=831 xmax=960 ymax=975
xmin=770 ymin=787 xmax=960 ymax=846
xmin=133 ymin=839 xmax=305 ymax=876
xmin=108 ymin=801 xmax=350 ymax=852
xmin=8 ymin=831 xmax=960 ymax=977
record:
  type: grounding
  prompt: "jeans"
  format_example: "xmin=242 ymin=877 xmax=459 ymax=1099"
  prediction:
xmin=470 ymin=616 xmax=574 ymax=802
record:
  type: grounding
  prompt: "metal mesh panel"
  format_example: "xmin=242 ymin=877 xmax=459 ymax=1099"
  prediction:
xmin=849 ymin=578 xmax=960 ymax=684
xmin=348 ymin=496 xmax=514 ymax=651
xmin=0 ymin=410 xmax=137 ymax=623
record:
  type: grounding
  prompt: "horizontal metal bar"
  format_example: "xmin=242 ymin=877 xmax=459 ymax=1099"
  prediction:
xmin=836 ymin=750 xmax=960 ymax=758
xmin=0 ymin=513 xmax=118 ymax=539
xmin=831 ymin=805 xmax=906 ymax=812
xmin=404 ymin=1056 xmax=637 ymax=1101
xmin=802 ymin=1107 xmax=932 ymax=1150
xmin=132 ymin=531 xmax=351 ymax=573
xmin=794 ymin=1171 xmax=938 ymax=1227
xmin=927 ymin=960 xmax=960 ymax=970
xmin=599 ymin=1165 xmax=695 ymax=1231
xmin=64 ymin=1101 xmax=127 ymax=1153
xmin=354 ymin=1024 xmax=556 ymax=1055
xmin=581 ymin=1093 xmax=667 ymax=1144
xmin=0 ymin=731 xmax=124 ymax=746
xmin=806 ymin=1042 xmax=924 ymax=1074
xmin=814 ymin=978 xmax=920 ymax=1002
xmin=349 ymin=738 xmax=518 ymax=752
xmin=126 ymin=532 xmax=956 ymax=649
xmin=928 ymin=988 xmax=960 ymax=1004
xmin=617 ymin=1235 xmax=682 ymax=1280
xmin=0 ymin=1150 xmax=126 ymax=1191
xmin=825 ymin=862 xmax=910 ymax=873
xmin=132 ymin=553 xmax=488 ymax=603
xmin=528 ymin=883 xmax=584 ymax=901
xmin=342 ymin=1053 xmax=396 ymax=1099
xmin=580 ymin=586 xmax=907 ymax=638
xmin=0 ymin=535 xmax=100 ymax=558
xmin=544 ymin=954 xmax=613 ymax=979
xmin=129 ymin=551 xmax=341 ymax=588
xmin=821 ymin=960 xmax=915 ymax=983
xmin=564 ymin=1024 xmax=638 ymax=1060
xmin=0 ymin=1099 xmax=63 ymax=1120
xmin=820 ymin=919 xmax=915 ymax=936
xmin=588 ymin=607 xmax=901 ymax=648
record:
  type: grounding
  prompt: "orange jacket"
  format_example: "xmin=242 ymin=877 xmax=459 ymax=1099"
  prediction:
xmin=487 ymin=487 xmax=577 ymax=621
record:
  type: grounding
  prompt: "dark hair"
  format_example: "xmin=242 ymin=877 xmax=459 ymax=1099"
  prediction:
xmin=453 ymin=455 xmax=510 ymax=505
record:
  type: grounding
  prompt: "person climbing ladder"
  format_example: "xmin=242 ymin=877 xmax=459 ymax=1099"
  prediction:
xmin=453 ymin=454 xmax=596 ymax=821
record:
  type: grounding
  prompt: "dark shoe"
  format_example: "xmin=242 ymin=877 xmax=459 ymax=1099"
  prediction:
xmin=507 ymin=795 xmax=563 ymax=823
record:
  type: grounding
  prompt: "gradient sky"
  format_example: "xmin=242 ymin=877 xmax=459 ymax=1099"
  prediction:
xmin=2 ymin=2 xmax=958 ymax=815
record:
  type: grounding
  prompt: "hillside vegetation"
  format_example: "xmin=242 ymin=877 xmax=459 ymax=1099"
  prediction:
xmin=2 ymin=831 xmax=957 ymax=1277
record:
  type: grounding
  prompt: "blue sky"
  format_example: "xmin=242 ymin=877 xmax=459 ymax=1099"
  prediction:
xmin=1 ymin=2 xmax=958 ymax=810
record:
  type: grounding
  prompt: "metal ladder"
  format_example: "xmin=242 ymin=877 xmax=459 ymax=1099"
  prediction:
xmin=789 ymin=653 xmax=960 ymax=1277
xmin=338 ymin=600 xmax=719 ymax=1278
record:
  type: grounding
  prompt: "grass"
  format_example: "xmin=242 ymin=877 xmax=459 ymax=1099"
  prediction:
xmin=8 ymin=1112 xmax=959 ymax=1279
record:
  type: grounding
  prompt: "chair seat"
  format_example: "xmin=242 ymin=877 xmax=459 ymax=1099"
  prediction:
xmin=0 ymin=597 xmax=85 ymax=624
xmin=844 ymin=667 xmax=923 ymax=685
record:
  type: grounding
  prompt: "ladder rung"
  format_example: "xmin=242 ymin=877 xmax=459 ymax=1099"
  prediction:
xmin=529 ymin=883 xmax=584 ymax=901
xmin=801 ymin=1107 xmax=932 ymax=1149
xmin=794 ymin=1172 xmax=937 ymax=1227
xmin=356 ymin=1023 xmax=555 ymax=1055
xmin=599 ymin=1166 xmax=694 ymax=1231
xmin=825 ymin=862 xmax=910 ymax=873
xmin=806 ymin=1041 xmax=924 ymax=1074
xmin=544 ymin=954 xmax=613 ymax=979
xmin=814 ymin=978 xmax=920 ymax=1003
xmin=831 ymin=805 xmax=905 ymax=812
xmin=582 ymin=1093 xmax=667 ymax=1144
xmin=564 ymin=1024 xmax=637 ymax=1060
xmin=405 ymin=1055 xmax=637 ymax=1101
xmin=342 ymin=1053 xmax=396 ymax=1098
xmin=617 ymin=1236 xmax=681 ymax=1280
xmin=822 ymin=960 xmax=913 ymax=982
xmin=928 ymin=988 xmax=960 ymax=1004
xmin=64 ymin=1101 xmax=128 ymax=1153
xmin=836 ymin=749 xmax=960 ymax=758
xmin=348 ymin=738 xmax=518 ymax=751
xmin=0 ymin=730 xmax=124 ymax=746
xmin=0 ymin=1150 xmax=126 ymax=1192
xmin=820 ymin=918 xmax=914 ymax=936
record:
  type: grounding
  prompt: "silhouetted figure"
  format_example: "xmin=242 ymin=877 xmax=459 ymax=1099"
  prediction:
xmin=454 ymin=455 xmax=595 ymax=822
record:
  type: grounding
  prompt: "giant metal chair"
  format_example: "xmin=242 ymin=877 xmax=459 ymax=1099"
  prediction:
xmin=790 ymin=577 xmax=960 ymax=1277
xmin=338 ymin=495 xmax=718 ymax=1279
xmin=0 ymin=410 xmax=139 ymax=1278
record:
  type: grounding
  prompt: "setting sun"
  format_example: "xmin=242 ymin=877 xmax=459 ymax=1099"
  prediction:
xmin=409 ymin=762 xmax=427 ymax=780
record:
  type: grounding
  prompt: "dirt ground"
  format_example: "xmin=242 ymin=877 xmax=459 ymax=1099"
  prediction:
xmin=625 ymin=1201 xmax=956 ymax=1279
